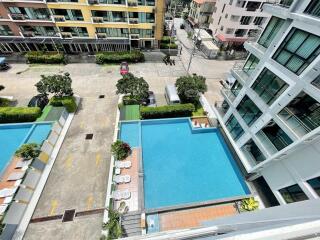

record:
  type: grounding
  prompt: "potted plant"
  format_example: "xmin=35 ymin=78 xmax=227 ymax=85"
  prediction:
xmin=15 ymin=143 xmax=40 ymax=160
xmin=111 ymin=140 xmax=131 ymax=160
xmin=240 ymin=197 xmax=259 ymax=212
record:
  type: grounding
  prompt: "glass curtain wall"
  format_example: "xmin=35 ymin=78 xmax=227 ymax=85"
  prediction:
xmin=236 ymin=95 xmax=262 ymax=126
xmin=258 ymin=17 xmax=285 ymax=48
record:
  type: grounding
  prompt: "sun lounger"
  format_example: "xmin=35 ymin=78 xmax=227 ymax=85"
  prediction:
xmin=115 ymin=161 xmax=131 ymax=169
xmin=113 ymin=175 xmax=131 ymax=184
xmin=7 ymin=171 xmax=26 ymax=181
xmin=112 ymin=190 xmax=131 ymax=200
xmin=0 ymin=188 xmax=17 ymax=198
xmin=115 ymin=168 xmax=121 ymax=175
xmin=192 ymin=121 xmax=201 ymax=128
xmin=3 ymin=197 xmax=12 ymax=204
xmin=15 ymin=160 xmax=32 ymax=169
xmin=0 ymin=204 xmax=8 ymax=215
xmin=14 ymin=179 xmax=22 ymax=187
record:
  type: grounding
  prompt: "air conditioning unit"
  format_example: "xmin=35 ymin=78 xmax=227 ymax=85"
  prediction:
xmin=61 ymin=32 xmax=72 ymax=38
xmin=88 ymin=0 xmax=98 ymax=4
xmin=54 ymin=15 xmax=65 ymax=22
xmin=92 ymin=17 xmax=104 ymax=23
xmin=127 ymin=0 xmax=138 ymax=6
xmin=130 ymin=34 xmax=139 ymax=40
xmin=97 ymin=33 xmax=107 ymax=38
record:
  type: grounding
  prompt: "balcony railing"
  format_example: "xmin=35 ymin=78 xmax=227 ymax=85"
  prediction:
xmin=221 ymin=88 xmax=237 ymax=102
xmin=11 ymin=13 xmax=25 ymax=20
xmin=129 ymin=18 xmax=139 ymax=24
xmin=22 ymin=31 xmax=35 ymax=37
xmin=127 ymin=0 xmax=138 ymax=6
xmin=92 ymin=17 xmax=104 ymax=23
xmin=214 ymin=101 xmax=229 ymax=118
xmin=265 ymin=0 xmax=293 ymax=8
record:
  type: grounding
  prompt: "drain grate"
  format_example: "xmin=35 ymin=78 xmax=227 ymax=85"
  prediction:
xmin=30 ymin=215 xmax=63 ymax=223
xmin=62 ymin=209 xmax=76 ymax=222
xmin=99 ymin=95 xmax=105 ymax=99
xmin=75 ymin=208 xmax=105 ymax=217
xmin=85 ymin=134 xmax=93 ymax=140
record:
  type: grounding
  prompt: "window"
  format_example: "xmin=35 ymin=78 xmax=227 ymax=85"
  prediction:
xmin=251 ymin=68 xmax=288 ymax=106
xmin=218 ymin=17 xmax=221 ymax=25
xmin=258 ymin=17 xmax=284 ymax=48
xmin=226 ymin=28 xmax=234 ymax=34
xmin=307 ymin=177 xmax=320 ymax=196
xmin=222 ymin=4 xmax=226 ymax=13
xmin=279 ymin=0 xmax=293 ymax=8
xmin=96 ymin=27 xmax=128 ymax=37
xmin=240 ymin=16 xmax=251 ymax=25
xmin=236 ymin=95 xmax=262 ymax=126
xmin=226 ymin=114 xmax=244 ymax=141
xmin=0 ymin=25 xmax=13 ymax=36
xmin=311 ymin=75 xmax=320 ymax=90
xmin=305 ymin=0 xmax=320 ymax=17
xmin=243 ymin=54 xmax=259 ymax=74
xmin=279 ymin=184 xmax=308 ymax=203
xmin=226 ymin=80 xmax=242 ymax=101
xmin=253 ymin=17 xmax=264 ymax=26
xmin=273 ymin=28 xmax=320 ymax=75
xmin=278 ymin=92 xmax=320 ymax=137
xmin=241 ymin=139 xmax=266 ymax=165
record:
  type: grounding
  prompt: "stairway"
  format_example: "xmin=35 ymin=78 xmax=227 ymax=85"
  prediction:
xmin=121 ymin=211 xmax=142 ymax=237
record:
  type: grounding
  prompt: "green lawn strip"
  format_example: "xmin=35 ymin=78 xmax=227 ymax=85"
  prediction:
xmin=124 ymin=105 xmax=140 ymax=120
xmin=36 ymin=105 xmax=52 ymax=121
xmin=192 ymin=107 xmax=205 ymax=117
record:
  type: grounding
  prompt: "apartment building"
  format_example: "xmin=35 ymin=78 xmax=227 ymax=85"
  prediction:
xmin=188 ymin=0 xmax=216 ymax=28
xmin=209 ymin=0 xmax=279 ymax=47
xmin=0 ymin=0 xmax=165 ymax=53
xmin=214 ymin=0 xmax=320 ymax=206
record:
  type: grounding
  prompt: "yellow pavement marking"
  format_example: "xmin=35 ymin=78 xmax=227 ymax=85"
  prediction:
xmin=49 ymin=200 xmax=58 ymax=216
xmin=80 ymin=121 xmax=84 ymax=129
xmin=86 ymin=195 xmax=94 ymax=210
xmin=96 ymin=153 xmax=101 ymax=166
xmin=65 ymin=154 xmax=73 ymax=168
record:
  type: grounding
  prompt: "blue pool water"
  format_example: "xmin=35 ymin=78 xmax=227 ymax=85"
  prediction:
xmin=0 ymin=123 xmax=52 ymax=173
xmin=120 ymin=118 xmax=250 ymax=210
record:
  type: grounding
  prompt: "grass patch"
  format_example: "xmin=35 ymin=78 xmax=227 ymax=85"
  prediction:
xmin=123 ymin=105 xmax=140 ymax=120
xmin=36 ymin=105 xmax=52 ymax=121
xmin=192 ymin=107 xmax=205 ymax=117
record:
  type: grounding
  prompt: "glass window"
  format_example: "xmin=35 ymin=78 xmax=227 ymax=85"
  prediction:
xmin=236 ymin=95 xmax=262 ymax=126
xmin=258 ymin=17 xmax=285 ymax=48
xmin=273 ymin=28 xmax=320 ymax=75
xmin=311 ymin=75 xmax=320 ymax=90
xmin=241 ymin=139 xmax=266 ymax=165
xmin=304 ymin=0 xmax=320 ymax=18
xmin=279 ymin=184 xmax=308 ymax=203
xmin=307 ymin=177 xmax=320 ymax=196
xmin=243 ymin=54 xmax=259 ymax=74
xmin=0 ymin=25 xmax=13 ymax=36
xmin=229 ymin=80 xmax=242 ymax=99
xmin=96 ymin=27 xmax=128 ymax=37
xmin=278 ymin=92 xmax=320 ymax=137
xmin=226 ymin=114 xmax=244 ymax=141
xmin=251 ymin=68 xmax=288 ymax=106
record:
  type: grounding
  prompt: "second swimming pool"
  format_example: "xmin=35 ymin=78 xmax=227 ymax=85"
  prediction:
xmin=120 ymin=118 xmax=249 ymax=210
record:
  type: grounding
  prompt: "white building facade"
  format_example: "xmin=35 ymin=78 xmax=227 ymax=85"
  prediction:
xmin=209 ymin=0 xmax=280 ymax=46
xmin=214 ymin=0 xmax=320 ymax=206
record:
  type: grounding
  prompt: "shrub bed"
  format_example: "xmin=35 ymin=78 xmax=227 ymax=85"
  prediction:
xmin=161 ymin=36 xmax=176 ymax=44
xmin=140 ymin=103 xmax=195 ymax=119
xmin=0 ymin=107 xmax=41 ymax=123
xmin=122 ymin=95 xmax=141 ymax=105
xmin=50 ymin=96 xmax=77 ymax=113
xmin=95 ymin=51 xmax=144 ymax=64
xmin=25 ymin=51 xmax=65 ymax=64
xmin=160 ymin=43 xmax=178 ymax=49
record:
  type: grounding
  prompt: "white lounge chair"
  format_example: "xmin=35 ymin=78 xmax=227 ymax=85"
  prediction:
xmin=115 ymin=161 xmax=131 ymax=169
xmin=14 ymin=179 xmax=22 ymax=187
xmin=112 ymin=190 xmax=131 ymax=200
xmin=192 ymin=121 xmax=201 ymax=128
xmin=0 ymin=187 xmax=17 ymax=198
xmin=113 ymin=175 xmax=131 ymax=184
xmin=15 ymin=160 xmax=32 ymax=169
xmin=115 ymin=168 xmax=121 ymax=175
xmin=7 ymin=171 xmax=26 ymax=181
xmin=0 ymin=204 xmax=8 ymax=215
xmin=3 ymin=197 xmax=12 ymax=204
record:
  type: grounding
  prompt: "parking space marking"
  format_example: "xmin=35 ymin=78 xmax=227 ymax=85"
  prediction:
xmin=65 ymin=154 xmax=73 ymax=168
xmin=86 ymin=195 xmax=94 ymax=210
xmin=49 ymin=200 xmax=58 ymax=216
xmin=96 ymin=153 xmax=101 ymax=166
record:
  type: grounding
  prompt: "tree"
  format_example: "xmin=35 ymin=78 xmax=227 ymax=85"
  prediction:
xmin=175 ymin=74 xmax=207 ymax=104
xmin=35 ymin=72 xmax=73 ymax=97
xmin=116 ymin=73 xmax=149 ymax=103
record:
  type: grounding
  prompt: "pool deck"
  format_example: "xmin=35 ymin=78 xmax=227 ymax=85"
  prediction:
xmin=115 ymin=148 xmax=140 ymax=212
xmin=159 ymin=203 xmax=238 ymax=231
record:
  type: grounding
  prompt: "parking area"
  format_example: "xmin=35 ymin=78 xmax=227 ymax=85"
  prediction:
xmin=0 ymin=55 xmax=232 ymax=239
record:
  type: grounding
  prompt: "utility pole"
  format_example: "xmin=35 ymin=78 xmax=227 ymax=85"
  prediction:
xmin=187 ymin=26 xmax=202 ymax=74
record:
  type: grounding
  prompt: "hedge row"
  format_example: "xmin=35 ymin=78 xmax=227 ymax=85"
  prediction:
xmin=161 ymin=36 xmax=176 ymax=44
xmin=0 ymin=107 xmax=41 ymax=123
xmin=50 ymin=96 xmax=77 ymax=113
xmin=140 ymin=104 xmax=195 ymax=119
xmin=160 ymin=43 xmax=178 ymax=49
xmin=25 ymin=51 xmax=65 ymax=64
xmin=95 ymin=51 xmax=145 ymax=64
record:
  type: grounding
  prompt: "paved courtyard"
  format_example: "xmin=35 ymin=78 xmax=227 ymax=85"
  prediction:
xmin=0 ymin=50 xmax=233 ymax=239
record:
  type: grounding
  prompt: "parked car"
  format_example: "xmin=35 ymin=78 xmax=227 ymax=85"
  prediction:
xmin=142 ymin=91 xmax=157 ymax=107
xmin=28 ymin=94 xmax=49 ymax=110
xmin=0 ymin=57 xmax=10 ymax=71
xmin=120 ymin=62 xmax=129 ymax=75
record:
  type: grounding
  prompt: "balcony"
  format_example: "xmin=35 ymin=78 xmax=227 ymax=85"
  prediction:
xmin=129 ymin=18 xmax=139 ymax=24
xmin=230 ymin=61 xmax=250 ymax=83
xmin=130 ymin=34 xmax=139 ymax=39
xmin=127 ymin=0 xmax=138 ymax=6
xmin=214 ymin=101 xmax=229 ymax=118
xmin=92 ymin=17 xmax=104 ymax=23
xmin=11 ymin=14 xmax=25 ymax=20
xmin=221 ymin=88 xmax=237 ymax=102
xmin=61 ymin=32 xmax=73 ymax=38
xmin=22 ymin=31 xmax=35 ymax=37
xmin=265 ymin=0 xmax=293 ymax=8
xmin=54 ymin=15 xmax=65 ymax=22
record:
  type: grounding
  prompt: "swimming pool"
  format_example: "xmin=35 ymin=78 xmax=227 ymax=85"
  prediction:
xmin=0 ymin=122 xmax=52 ymax=173
xmin=120 ymin=118 xmax=249 ymax=210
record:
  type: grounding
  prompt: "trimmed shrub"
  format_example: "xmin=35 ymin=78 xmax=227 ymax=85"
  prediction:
xmin=123 ymin=95 xmax=141 ymax=105
xmin=50 ymin=96 xmax=77 ymax=113
xmin=140 ymin=103 xmax=195 ymax=119
xmin=161 ymin=36 xmax=176 ymax=44
xmin=15 ymin=143 xmax=40 ymax=159
xmin=95 ymin=51 xmax=144 ymax=64
xmin=0 ymin=107 xmax=41 ymax=123
xmin=111 ymin=140 xmax=131 ymax=160
xmin=25 ymin=51 xmax=65 ymax=64
xmin=160 ymin=43 xmax=178 ymax=49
